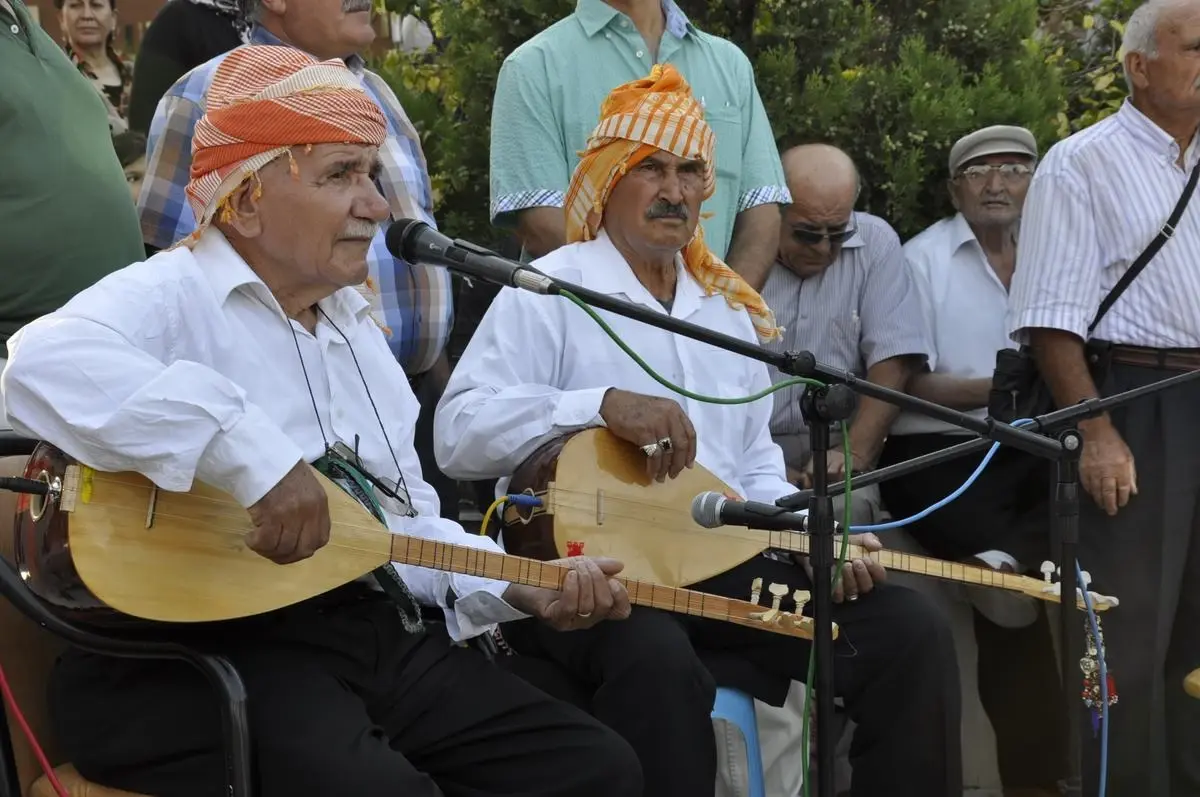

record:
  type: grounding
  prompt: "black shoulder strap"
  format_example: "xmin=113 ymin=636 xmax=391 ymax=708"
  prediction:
xmin=1088 ymin=158 xmax=1200 ymax=334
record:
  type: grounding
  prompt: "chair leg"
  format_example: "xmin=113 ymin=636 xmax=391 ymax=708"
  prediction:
xmin=185 ymin=654 xmax=253 ymax=797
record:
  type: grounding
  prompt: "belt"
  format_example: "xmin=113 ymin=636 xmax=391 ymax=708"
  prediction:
xmin=1105 ymin=344 xmax=1200 ymax=372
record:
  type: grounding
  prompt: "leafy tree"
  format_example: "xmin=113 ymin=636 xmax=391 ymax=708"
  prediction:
xmin=1040 ymin=0 xmax=1138 ymax=136
xmin=374 ymin=0 xmax=1067 ymax=245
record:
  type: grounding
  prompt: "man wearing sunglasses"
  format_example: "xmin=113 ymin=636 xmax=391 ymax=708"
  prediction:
xmin=761 ymin=143 xmax=931 ymax=527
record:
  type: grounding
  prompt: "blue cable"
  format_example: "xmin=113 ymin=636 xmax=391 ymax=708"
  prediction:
xmin=843 ymin=417 xmax=1108 ymax=794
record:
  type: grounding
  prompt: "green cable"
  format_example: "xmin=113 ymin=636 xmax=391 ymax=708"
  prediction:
xmin=558 ymin=289 xmax=852 ymax=793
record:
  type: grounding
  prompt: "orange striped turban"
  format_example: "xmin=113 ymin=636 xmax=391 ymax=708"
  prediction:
xmin=564 ymin=64 xmax=781 ymax=342
xmin=186 ymin=45 xmax=388 ymax=230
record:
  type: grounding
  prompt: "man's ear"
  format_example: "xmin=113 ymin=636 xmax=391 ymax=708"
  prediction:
xmin=221 ymin=178 xmax=266 ymax=239
xmin=259 ymin=0 xmax=285 ymax=18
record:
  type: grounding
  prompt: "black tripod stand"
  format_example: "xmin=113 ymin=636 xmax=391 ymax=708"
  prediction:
xmin=402 ymin=231 xmax=1200 ymax=797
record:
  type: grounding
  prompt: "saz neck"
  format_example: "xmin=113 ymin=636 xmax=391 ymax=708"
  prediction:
xmin=386 ymin=534 xmax=813 ymax=639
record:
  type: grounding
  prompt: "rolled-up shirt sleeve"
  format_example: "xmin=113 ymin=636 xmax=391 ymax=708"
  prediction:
xmin=1007 ymin=165 xmax=1100 ymax=344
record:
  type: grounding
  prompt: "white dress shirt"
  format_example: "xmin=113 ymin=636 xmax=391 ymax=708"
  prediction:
xmin=0 ymin=230 xmax=524 ymax=641
xmin=892 ymin=213 xmax=1015 ymax=436
xmin=434 ymin=230 xmax=795 ymax=505
xmin=1009 ymin=99 xmax=1200 ymax=347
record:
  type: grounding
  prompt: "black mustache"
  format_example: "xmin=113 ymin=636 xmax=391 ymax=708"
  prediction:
xmin=646 ymin=202 xmax=688 ymax=220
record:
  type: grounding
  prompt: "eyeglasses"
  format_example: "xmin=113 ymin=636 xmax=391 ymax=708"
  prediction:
xmin=791 ymin=224 xmax=856 ymax=246
xmin=955 ymin=163 xmax=1033 ymax=186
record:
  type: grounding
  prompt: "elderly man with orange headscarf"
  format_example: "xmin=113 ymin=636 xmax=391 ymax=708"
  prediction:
xmin=0 ymin=46 xmax=643 ymax=797
xmin=436 ymin=65 xmax=961 ymax=797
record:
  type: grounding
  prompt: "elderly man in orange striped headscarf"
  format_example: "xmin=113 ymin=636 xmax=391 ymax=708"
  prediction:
xmin=2 ymin=45 xmax=644 ymax=797
xmin=437 ymin=65 xmax=962 ymax=797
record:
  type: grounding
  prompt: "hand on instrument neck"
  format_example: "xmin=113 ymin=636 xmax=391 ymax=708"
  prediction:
xmin=503 ymin=556 xmax=632 ymax=630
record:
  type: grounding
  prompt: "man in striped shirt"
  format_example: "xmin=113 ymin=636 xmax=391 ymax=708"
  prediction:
xmin=762 ymin=144 xmax=931 ymax=526
xmin=1007 ymin=2 xmax=1200 ymax=793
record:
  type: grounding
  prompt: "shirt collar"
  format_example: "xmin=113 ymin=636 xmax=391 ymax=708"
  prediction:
xmin=572 ymin=229 xmax=707 ymax=315
xmin=249 ymin=24 xmax=366 ymax=74
xmin=193 ymin=228 xmax=372 ymax=330
xmin=948 ymin=212 xmax=979 ymax=252
xmin=574 ymin=0 xmax=692 ymax=40
xmin=1116 ymin=98 xmax=1200 ymax=167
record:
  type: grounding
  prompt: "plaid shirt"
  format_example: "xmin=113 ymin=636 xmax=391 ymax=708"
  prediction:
xmin=137 ymin=26 xmax=452 ymax=376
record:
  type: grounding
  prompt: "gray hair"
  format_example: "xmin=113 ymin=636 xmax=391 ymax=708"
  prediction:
xmin=242 ymin=0 xmax=262 ymax=22
xmin=1121 ymin=0 xmax=1193 ymax=89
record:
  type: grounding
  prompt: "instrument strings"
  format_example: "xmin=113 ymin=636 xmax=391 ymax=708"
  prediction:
xmin=520 ymin=484 xmax=1045 ymax=597
xmin=74 ymin=474 xmax=816 ymax=638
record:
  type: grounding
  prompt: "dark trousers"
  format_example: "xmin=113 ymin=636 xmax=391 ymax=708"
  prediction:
xmin=879 ymin=433 xmax=1066 ymax=789
xmin=49 ymin=585 xmax=642 ymax=797
xmin=504 ymin=554 xmax=962 ymax=797
xmin=1075 ymin=363 xmax=1200 ymax=797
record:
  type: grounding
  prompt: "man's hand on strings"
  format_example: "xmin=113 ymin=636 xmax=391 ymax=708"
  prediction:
xmin=247 ymin=460 xmax=332 ymax=564
xmin=505 ymin=556 xmax=632 ymax=631
xmin=600 ymin=388 xmax=697 ymax=482
xmin=796 ymin=533 xmax=886 ymax=603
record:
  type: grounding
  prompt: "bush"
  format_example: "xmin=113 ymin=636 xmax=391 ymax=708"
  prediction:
xmin=374 ymin=0 xmax=1067 ymax=243
xmin=1040 ymin=0 xmax=1137 ymax=137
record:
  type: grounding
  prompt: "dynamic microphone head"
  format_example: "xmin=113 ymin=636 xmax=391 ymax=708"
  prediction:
xmin=385 ymin=218 xmax=431 ymax=262
xmin=690 ymin=491 xmax=726 ymax=528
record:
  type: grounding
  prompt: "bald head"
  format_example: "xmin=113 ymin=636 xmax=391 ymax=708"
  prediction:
xmin=776 ymin=144 xmax=861 ymax=279
xmin=781 ymin=144 xmax=860 ymax=208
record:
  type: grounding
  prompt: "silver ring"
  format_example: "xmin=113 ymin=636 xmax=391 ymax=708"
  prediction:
xmin=640 ymin=442 xmax=660 ymax=457
xmin=847 ymin=594 xmax=859 ymax=602
xmin=577 ymin=611 xmax=593 ymax=618
xmin=658 ymin=436 xmax=673 ymax=452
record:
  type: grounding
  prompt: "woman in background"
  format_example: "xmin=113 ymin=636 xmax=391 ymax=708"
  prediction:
xmin=126 ymin=0 xmax=248 ymax=135
xmin=56 ymin=0 xmax=133 ymax=133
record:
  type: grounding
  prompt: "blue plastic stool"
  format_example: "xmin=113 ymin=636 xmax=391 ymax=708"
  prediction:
xmin=712 ymin=687 xmax=766 ymax=797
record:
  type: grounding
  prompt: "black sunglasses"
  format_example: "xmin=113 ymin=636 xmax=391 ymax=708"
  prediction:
xmin=791 ymin=225 xmax=856 ymax=246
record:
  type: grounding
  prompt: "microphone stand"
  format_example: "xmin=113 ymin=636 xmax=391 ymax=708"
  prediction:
xmin=435 ymin=261 xmax=1061 ymax=797
xmin=418 ymin=239 xmax=1200 ymax=796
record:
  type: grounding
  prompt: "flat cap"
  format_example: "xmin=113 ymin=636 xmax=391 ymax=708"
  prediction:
xmin=948 ymin=125 xmax=1038 ymax=174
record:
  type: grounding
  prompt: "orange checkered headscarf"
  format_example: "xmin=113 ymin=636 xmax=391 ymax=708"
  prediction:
xmin=564 ymin=64 xmax=781 ymax=342
xmin=186 ymin=45 xmax=387 ymax=234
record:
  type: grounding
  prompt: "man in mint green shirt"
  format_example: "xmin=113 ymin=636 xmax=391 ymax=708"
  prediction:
xmin=489 ymin=0 xmax=788 ymax=288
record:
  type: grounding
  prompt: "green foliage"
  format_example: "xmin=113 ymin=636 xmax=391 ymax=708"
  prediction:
xmin=373 ymin=0 xmax=1067 ymax=242
xmin=1040 ymin=0 xmax=1137 ymax=136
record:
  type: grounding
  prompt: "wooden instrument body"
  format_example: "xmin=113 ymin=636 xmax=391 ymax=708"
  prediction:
xmin=506 ymin=430 xmax=769 ymax=587
xmin=11 ymin=442 xmax=823 ymax=640
xmin=13 ymin=443 xmax=391 ymax=626
xmin=505 ymin=430 xmax=1121 ymax=613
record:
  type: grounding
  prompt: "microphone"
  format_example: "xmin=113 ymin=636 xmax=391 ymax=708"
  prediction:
xmin=691 ymin=491 xmax=810 ymax=532
xmin=385 ymin=219 xmax=555 ymax=294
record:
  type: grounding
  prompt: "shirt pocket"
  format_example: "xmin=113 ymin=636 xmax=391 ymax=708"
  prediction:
xmin=825 ymin=314 xmax=864 ymax=374
xmin=702 ymin=105 xmax=744 ymax=187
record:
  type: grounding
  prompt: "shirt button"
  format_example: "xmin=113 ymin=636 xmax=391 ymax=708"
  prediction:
xmin=636 ymin=49 xmax=644 ymax=58
xmin=9 ymin=24 xmax=18 ymax=34
xmin=605 ymin=31 xmax=612 ymax=39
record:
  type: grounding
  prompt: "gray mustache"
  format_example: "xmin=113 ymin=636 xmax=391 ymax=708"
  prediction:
xmin=343 ymin=0 xmax=371 ymax=11
xmin=646 ymin=201 xmax=688 ymax=221
xmin=341 ymin=222 xmax=378 ymax=239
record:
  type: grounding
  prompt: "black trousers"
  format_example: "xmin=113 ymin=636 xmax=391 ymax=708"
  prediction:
xmin=1074 ymin=363 xmax=1200 ymax=797
xmin=49 ymin=585 xmax=642 ymax=797
xmin=503 ymin=554 xmax=961 ymax=797
xmin=879 ymin=433 xmax=1066 ymax=789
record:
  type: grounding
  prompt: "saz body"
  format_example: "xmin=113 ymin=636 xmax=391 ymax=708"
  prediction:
xmin=11 ymin=443 xmax=821 ymax=639
xmin=503 ymin=429 xmax=1119 ymax=613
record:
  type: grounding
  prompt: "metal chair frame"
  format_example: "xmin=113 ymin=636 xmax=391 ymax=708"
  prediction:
xmin=0 ymin=433 xmax=253 ymax=797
